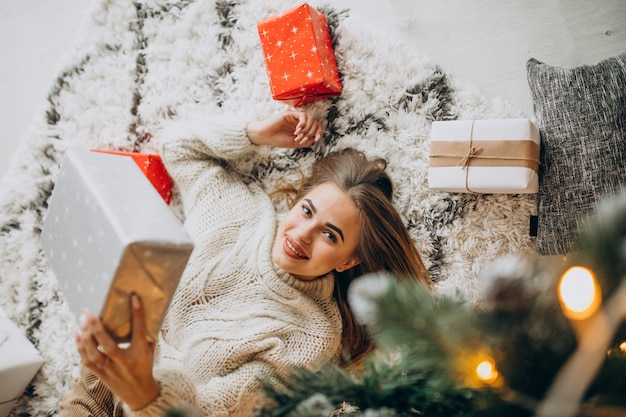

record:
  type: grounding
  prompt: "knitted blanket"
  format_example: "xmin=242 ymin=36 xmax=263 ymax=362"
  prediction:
xmin=0 ymin=0 xmax=535 ymax=415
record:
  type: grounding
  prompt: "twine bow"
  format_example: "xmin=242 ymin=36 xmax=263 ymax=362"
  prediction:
xmin=457 ymin=145 xmax=482 ymax=169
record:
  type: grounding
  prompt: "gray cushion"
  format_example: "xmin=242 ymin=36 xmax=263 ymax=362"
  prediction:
xmin=526 ymin=54 xmax=626 ymax=255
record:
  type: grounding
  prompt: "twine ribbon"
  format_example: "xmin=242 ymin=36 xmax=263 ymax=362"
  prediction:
xmin=457 ymin=120 xmax=483 ymax=169
xmin=460 ymin=120 xmax=480 ymax=192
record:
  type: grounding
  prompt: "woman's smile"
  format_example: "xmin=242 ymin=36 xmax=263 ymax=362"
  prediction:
xmin=284 ymin=235 xmax=308 ymax=259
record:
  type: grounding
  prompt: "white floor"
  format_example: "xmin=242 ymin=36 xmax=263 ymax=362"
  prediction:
xmin=1 ymin=0 xmax=624 ymax=181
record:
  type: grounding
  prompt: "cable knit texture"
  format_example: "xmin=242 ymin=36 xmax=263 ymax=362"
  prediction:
xmin=0 ymin=2 xmax=538 ymax=414
xmin=59 ymin=118 xmax=342 ymax=417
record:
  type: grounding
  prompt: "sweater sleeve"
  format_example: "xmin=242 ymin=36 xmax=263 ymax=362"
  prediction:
xmin=58 ymin=366 xmax=117 ymax=417
xmin=125 ymin=367 xmax=200 ymax=417
xmin=58 ymin=366 xmax=199 ymax=417
xmin=157 ymin=117 xmax=260 ymax=243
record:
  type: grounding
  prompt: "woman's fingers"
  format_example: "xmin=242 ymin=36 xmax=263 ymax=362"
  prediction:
xmin=293 ymin=111 xmax=306 ymax=136
xmin=292 ymin=112 xmax=322 ymax=144
xmin=312 ymin=122 xmax=323 ymax=142
xmin=77 ymin=310 xmax=110 ymax=370
xmin=88 ymin=314 xmax=118 ymax=357
xmin=250 ymin=110 xmax=322 ymax=148
xmin=130 ymin=293 xmax=150 ymax=347
xmin=76 ymin=331 xmax=106 ymax=369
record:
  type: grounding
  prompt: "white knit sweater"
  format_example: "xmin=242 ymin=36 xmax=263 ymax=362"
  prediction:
xmin=140 ymin=117 xmax=342 ymax=416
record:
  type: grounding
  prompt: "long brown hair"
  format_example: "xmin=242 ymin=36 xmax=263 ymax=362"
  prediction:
xmin=293 ymin=148 xmax=432 ymax=364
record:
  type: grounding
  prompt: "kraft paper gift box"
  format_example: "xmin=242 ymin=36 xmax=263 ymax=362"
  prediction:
xmin=0 ymin=307 xmax=44 ymax=417
xmin=257 ymin=2 xmax=342 ymax=107
xmin=428 ymin=118 xmax=541 ymax=194
xmin=91 ymin=149 xmax=174 ymax=204
xmin=41 ymin=148 xmax=194 ymax=343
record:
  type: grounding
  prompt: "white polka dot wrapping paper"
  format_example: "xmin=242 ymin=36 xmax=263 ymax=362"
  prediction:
xmin=40 ymin=149 xmax=194 ymax=343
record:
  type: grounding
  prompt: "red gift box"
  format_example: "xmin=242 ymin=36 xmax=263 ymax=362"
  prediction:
xmin=257 ymin=2 xmax=342 ymax=107
xmin=91 ymin=150 xmax=173 ymax=204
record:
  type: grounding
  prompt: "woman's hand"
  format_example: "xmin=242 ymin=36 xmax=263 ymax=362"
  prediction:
xmin=76 ymin=294 xmax=160 ymax=411
xmin=246 ymin=110 xmax=323 ymax=148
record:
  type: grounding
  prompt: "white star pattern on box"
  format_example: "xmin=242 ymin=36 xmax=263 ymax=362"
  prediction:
xmin=257 ymin=3 xmax=341 ymax=107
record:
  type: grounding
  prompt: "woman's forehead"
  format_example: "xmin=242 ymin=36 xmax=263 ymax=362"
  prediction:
xmin=304 ymin=184 xmax=360 ymax=225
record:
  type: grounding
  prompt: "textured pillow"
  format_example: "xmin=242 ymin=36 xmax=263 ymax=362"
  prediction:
xmin=527 ymin=54 xmax=626 ymax=255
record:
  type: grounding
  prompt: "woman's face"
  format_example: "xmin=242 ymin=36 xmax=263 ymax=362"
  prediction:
xmin=273 ymin=182 xmax=361 ymax=281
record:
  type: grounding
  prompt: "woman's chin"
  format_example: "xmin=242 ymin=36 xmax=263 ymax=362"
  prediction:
xmin=272 ymin=249 xmax=291 ymax=271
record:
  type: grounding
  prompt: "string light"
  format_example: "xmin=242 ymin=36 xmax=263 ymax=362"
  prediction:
xmin=620 ymin=341 xmax=626 ymax=353
xmin=475 ymin=357 xmax=499 ymax=385
xmin=558 ymin=266 xmax=601 ymax=320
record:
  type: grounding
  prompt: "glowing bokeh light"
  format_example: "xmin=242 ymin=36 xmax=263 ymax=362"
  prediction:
xmin=558 ymin=266 xmax=601 ymax=320
xmin=476 ymin=358 xmax=499 ymax=384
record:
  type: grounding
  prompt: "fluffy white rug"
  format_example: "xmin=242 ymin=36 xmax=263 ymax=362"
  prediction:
xmin=0 ymin=0 xmax=535 ymax=415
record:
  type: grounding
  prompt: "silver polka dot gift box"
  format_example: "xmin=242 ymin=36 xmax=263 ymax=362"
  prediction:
xmin=40 ymin=149 xmax=194 ymax=343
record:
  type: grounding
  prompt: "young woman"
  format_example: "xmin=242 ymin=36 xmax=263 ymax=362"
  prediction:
xmin=59 ymin=111 xmax=432 ymax=417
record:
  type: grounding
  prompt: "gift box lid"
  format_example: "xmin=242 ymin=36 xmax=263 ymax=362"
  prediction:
xmin=40 ymin=148 xmax=194 ymax=342
xmin=91 ymin=150 xmax=173 ymax=204
xmin=430 ymin=118 xmax=540 ymax=144
xmin=0 ymin=307 xmax=44 ymax=404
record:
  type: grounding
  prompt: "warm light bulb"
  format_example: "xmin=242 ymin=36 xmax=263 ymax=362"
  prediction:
xmin=620 ymin=341 xmax=626 ymax=353
xmin=476 ymin=358 xmax=499 ymax=384
xmin=558 ymin=266 xmax=601 ymax=320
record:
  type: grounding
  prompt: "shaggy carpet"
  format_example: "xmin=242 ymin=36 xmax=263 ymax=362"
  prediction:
xmin=0 ymin=0 xmax=536 ymax=415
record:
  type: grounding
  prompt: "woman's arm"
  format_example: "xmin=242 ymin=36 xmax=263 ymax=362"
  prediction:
xmin=246 ymin=111 xmax=322 ymax=147
xmin=157 ymin=111 xmax=322 ymax=243
xmin=58 ymin=365 xmax=117 ymax=417
xmin=158 ymin=110 xmax=321 ymax=193
xmin=71 ymin=295 xmax=199 ymax=417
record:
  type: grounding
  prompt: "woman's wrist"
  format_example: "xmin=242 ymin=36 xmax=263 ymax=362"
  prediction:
xmin=245 ymin=121 xmax=265 ymax=146
xmin=125 ymin=379 xmax=161 ymax=411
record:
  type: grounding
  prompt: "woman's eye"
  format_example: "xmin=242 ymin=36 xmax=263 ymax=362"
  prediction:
xmin=302 ymin=205 xmax=312 ymax=217
xmin=323 ymin=230 xmax=337 ymax=243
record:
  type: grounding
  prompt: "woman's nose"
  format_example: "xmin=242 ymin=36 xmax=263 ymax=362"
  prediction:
xmin=294 ymin=222 xmax=314 ymax=244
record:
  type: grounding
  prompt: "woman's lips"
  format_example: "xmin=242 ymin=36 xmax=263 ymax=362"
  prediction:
xmin=284 ymin=236 xmax=308 ymax=260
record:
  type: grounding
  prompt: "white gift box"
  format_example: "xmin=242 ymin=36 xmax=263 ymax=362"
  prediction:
xmin=41 ymin=149 xmax=194 ymax=343
xmin=428 ymin=119 xmax=541 ymax=193
xmin=0 ymin=308 xmax=44 ymax=417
